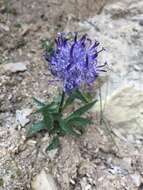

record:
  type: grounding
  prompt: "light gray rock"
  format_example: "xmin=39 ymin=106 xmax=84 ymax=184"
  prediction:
xmin=104 ymin=86 xmax=143 ymax=132
xmin=16 ymin=108 xmax=32 ymax=127
xmin=131 ymin=173 xmax=141 ymax=187
xmin=78 ymin=0 xmax=143 ymax=98
xmin=102 ymin=86 xmax=143 ymax=157
xmin=0 ymin=61 xmax=28 ymax=73
xmin=108 ymin=165 xmax=128 ymax=175
xmin=0 ymin=23 xmax=10 ymax=32
xmin=31 ymin=170 xmax=58 ymax=190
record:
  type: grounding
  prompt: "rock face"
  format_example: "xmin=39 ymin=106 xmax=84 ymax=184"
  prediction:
xmin=104 ymin=86 xmax=143 ymax=128
xmin=104 ymin=86 xmax=143 ymax=155
xmin=78 ymin=0 xmax=143 ymax=97
xmin=61 ymin=0 xmax=107 ymax=19
xmin=80 ymin=0 xmax=143 ymax=152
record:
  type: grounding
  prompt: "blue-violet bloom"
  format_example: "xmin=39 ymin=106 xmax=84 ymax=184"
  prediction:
xmin=45 ymin=32 xmax=106 ymax=93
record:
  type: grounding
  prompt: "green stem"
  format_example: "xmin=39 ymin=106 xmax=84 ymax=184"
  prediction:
xmin=58 ymin=91 xmax=65 ymax=113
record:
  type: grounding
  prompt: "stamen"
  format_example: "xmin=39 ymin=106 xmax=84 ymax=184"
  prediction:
xmin=79 ymin=34 xmax=88 ymax=43
xmin=74 ymin=32 xmax=78 ymax=42
xmin=90 ymin=40 xmax=100 ymax=50
xmin=86 ymin=38 xmax=92 ymax=47
xmin=97 ymin=62 xmax=107 ymax=68
xmin=97 ymin=47 xmax=105 ymax=54
xmin=96 ymin=69 xmax=107 ymax=72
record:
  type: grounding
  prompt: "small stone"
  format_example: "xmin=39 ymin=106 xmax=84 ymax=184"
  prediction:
xmin=108 ymin=165 xmax=125 ymax=175
xmin=0 ymin=61 xmax=29 ymax=73
xmin=70 ymin=179 xmax=75 ymax=185
xmin=131 ymin=173 xmax=141 ymax=187
xmin=16 ymin=108 xmax=32 ymax=127
xmin=139 ymin=20 xmax=143 ymax=26
xmin=0 ymin=23 xmax=10 ymax=32
xmin=48 ymin=149 xmax=58 ymax=160
xmin=31 ymin=170 xmax=58 ymax=190
xmin=21 ymin=24 xmax=31 ymax=36
xmin=133 ymin=65 xmax=141 ymax=71
xmin=27 ymin=140 xmax=37 ymax=146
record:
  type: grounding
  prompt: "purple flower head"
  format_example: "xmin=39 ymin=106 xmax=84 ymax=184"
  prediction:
xmin=45 ymin=32 xmax=106 ymax=93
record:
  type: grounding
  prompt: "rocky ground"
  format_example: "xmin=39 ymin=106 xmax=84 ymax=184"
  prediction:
xmin=0 ymin=0 xmax=143 ymax=189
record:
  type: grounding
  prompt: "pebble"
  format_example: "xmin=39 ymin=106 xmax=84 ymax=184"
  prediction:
xmin=139 ymin=20 xmax=143 ymax=26
xmin=0 ymin=61 xmax=29 ymax=73
xmin=31 ymin=170 xmax=58 ymax=190
xmin=16 ymin=108 xmax=32 ymax=127
xmin=0 ymin=23 xmax=10 ymax=32
xmin=131 ymin=173 xmax=141 ymax=187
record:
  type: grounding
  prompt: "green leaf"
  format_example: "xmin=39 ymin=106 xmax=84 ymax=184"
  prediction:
xmin=27 ymin=121 xmax=45 ymax=137
xmin=33 ymin=102 xmax=58 ymax=114
xmin=59 ymin=120 xmax=80 ymax=137
xmin=32 ymin=97 xmax=45 ymax=107
xmin=43 ymin=111 xmax=53 ymax=132
xmin=46 ymin=136 xmax=60 ymax=151
xmin=67 ymin=100 xmax=97 ymax=119
xmin=33 ymin=94 xmax=64 ymax=115
xmin=63 ymin=90 xmax=88 ymax=109
xmin=82 ymin=92 xmax=93 ymax=102
xmin=75 ymin=90 xmax=89 ymax=103
xmin=62 ymin=117 xmax=92 ymax=136
xmin=66 ymin=117 xmax=92 ymax=126
xmin=52 ymin=113 xmax=62 ymax=121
